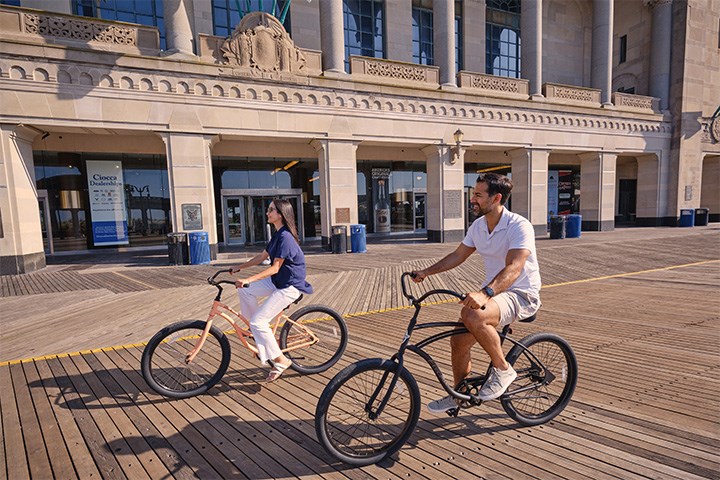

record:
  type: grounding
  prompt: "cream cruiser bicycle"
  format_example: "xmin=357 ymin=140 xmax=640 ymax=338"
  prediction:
xmin=141 ymin=269 xmax=348 ymax=398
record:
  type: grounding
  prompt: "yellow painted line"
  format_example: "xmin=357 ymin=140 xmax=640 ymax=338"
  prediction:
xmin=1 ymin=258 xmax=717 ymax=368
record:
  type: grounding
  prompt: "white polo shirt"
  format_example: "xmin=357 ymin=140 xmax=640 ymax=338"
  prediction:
xmin=462 ymin=208 xmax=541 ymax=297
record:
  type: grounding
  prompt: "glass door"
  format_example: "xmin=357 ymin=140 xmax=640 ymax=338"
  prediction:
xmin=224 ymin=196 xmax=246 ymax=245
xmin=38 ymin=191 xmax=54 ymax=255
xmin=251 ymin=197 xmax=274 ymax=244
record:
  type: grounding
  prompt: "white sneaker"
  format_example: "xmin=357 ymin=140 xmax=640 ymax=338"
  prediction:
xmin=478 ymin=366 xmax=517 ymax=401
xmin=427 ymin=395 xmax=458 ymax=414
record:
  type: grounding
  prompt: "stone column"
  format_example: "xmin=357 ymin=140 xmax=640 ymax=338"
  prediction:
xmin=0 ymin=125 xmax=45 ymax=275
xmin=385 ymin=0 xmax=413 ymax=63
xmin=579 ymin=151 xmax=617 ymax=231
xmin=635 ymin=153 xmax=662 ymax=226
xmin=648 ymin=0 xmax=673 ymax=110
xmin=508 ymin=148 xmax=550 ymax=236
xmin=591 ymin=0 xmax=613 ymax=106
xmin=423 ymin=145 xmax=465 ymax=242
xmin=161 ymin=133 xmax=218 ymax=258
xmin=163 ymin=0 xmax=195 ymax=56
xmin=521 ymin=0 xmax=543 ymax=99
xmin=463 ymin=0 xmax=486 ymax=73
xmin=433 ymin=0 xmax=456 ymax=87
xmin=311 ymin=139 xmax=358 ymax=249
xmin=319 ymin=0 xmax=346 ymax=74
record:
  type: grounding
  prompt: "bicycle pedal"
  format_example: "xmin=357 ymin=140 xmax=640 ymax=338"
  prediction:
xmin=445 ymin=407 xmax=460 ymax=418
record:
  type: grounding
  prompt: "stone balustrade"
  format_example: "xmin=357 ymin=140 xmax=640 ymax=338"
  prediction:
xmin=612 ymin=92 xmax=660 ymax=113
xmin=543 ymin=82 xmax=601 ymax=107
xmin=0 ymin=5 xmax=159 ymax=56
xmin=457 ymin=71 xmax=529 ymax=98
xmin=350 ymin=56 xmax=439 ymax=88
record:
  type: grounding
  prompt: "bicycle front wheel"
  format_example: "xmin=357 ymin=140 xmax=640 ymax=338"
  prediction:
xmin=315 ymin=358 xmax=421 ymax=466
xmin=141 ymin=320 xmax=231 ymax=399
xmin=501 ymin=332 xmax=578 ymax=426
xmin=279 ymin=305 xmax=348 ymax=374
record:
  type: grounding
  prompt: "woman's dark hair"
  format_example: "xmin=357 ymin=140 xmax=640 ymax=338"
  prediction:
xmin=272 ymin=198 xmax=299 ymax=243
xmin=476 ymin=173 xmax=513 ymax=205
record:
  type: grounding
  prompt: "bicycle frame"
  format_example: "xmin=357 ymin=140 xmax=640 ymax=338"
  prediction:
xmin=185 ymin=271 xmax=318 ymax=364
xmin=369 ymin=272 xmax=547 ymax=416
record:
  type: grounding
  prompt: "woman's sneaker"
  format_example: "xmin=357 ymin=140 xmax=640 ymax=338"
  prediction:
xmin=427 ymin=395 xmax=459 ymax=414
xmin=478 ymin=366 xmax=517 ymax=401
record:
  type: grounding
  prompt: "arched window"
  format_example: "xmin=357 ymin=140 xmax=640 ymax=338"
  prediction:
xmin=486 ymin=0 xmax=521 ymax=78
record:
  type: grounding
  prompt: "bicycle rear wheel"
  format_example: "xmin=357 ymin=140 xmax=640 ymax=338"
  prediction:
xmin=501 ymin=332 xmax=578 ymax=426
xmin=315 ymin=358 xmax=420 ymax=466
xmin=141 ymin=320 xmax=231 ymax=399
xmin=279 ymin=305 xmax=348 ymax=374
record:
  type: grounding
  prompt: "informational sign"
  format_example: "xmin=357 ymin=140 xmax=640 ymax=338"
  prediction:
xmin=87 ymin=161 xmax=129 ymax=246
xmin=372 ymin=168 xmax=391 ymax=233
xmin=182 ymin=203 xmax=203 ymax=230
xmin=548 ymin=170 xmax=559 ymax=218
xmin=558 ymin=170 xmax=575 ymax=215
xmin=443 ymin=190 xmax=462 ymax=219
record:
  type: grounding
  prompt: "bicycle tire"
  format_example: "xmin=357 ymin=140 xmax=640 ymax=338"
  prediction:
xmin=315 ymin=358 xmax=421 ymax=466
xmin=501 ymin=332 xmax=578 ymax=426
xmin=141 ymin=320 xmax=231 ymax=399
xmin=279 ymin=305 xmax=348 ymax=374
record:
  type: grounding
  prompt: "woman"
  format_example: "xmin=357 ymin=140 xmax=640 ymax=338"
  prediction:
xmin=231 ymin=198 xmax=313 ymax=382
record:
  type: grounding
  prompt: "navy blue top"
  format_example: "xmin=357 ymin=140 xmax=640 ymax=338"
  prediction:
xmin=265 ymin=226 xmax=313 ymax=294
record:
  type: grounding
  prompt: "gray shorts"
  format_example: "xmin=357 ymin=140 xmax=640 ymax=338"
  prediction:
xmin=492 ymin=290 xmax=541 ymax=327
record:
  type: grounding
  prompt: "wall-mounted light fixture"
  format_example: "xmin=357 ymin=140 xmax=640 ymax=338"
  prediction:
xmin=450 ymin=128 xmax=464 ymax=164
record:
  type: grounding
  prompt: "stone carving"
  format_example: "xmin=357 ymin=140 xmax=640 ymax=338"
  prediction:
xmin=554 ymin=86 xmax=594 ymax=102
xmin=365 ymin=61 xmax=426 ymax=82
xmin=23 ymin=13 xmax=136 ymax=45
xmin=472 ymin=75 xmax=520 ymax=93
xmin=221 ymin=12 xmax=305 ymax=75
xmin=711 ymin=117 xmax=720 ymax=143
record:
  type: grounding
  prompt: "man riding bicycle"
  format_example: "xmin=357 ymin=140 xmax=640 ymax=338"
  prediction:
xmin=412 ymin=172 xmax=541 ymax=414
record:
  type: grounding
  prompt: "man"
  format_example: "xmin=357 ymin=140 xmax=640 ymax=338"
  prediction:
xmin=413 ymin=173 xmax=541 ymax=414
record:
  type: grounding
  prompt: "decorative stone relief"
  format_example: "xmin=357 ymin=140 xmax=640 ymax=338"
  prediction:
xmin=458 ymin=72 xmax=529 ymax=96
xmin=554 ymin=86 xmax=593 ymax=102
xmin=221 ymin=12 xmax=306 ymax=76
xmin=365 ymin=61 xmax=426 ymax=82
xmin=23 ymin=13 xmax=136 ymax=46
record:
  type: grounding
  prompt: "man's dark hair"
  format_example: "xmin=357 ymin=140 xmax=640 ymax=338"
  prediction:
xmin=476 ymin=173 xmax=513 ymax=205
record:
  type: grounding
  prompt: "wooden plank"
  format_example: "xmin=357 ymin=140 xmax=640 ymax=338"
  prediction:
xmin=33 ymin=359 xmax=102 ymax=479
xmin=46 ymin=356 xmax=127 ymax=480
xmin=20 ymin=360 xmax=77 ymax=480
xmin=0 ymin=365 xmax=30 ymax=479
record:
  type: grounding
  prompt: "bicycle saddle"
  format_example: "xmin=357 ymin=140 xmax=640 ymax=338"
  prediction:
xmin=283 ymin=294 xmax=304 ymax=310
xmin=519 ymin=313 xmax=537 ymax=323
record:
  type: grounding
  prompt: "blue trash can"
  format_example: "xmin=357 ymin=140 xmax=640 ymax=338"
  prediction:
xmin=678 ymin=209 xmax=695 ymax=227
xmin=350 ymin=224 xmax=367 ymax=253
xmin=566 ymin=214 xmax=582 ymax=238
xmin=188 ymin=231 xmax=211 ymax=264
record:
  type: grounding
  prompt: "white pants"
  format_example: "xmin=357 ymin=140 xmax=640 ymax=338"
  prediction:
xmin=237 ymin=277 xmax=301 ymax=364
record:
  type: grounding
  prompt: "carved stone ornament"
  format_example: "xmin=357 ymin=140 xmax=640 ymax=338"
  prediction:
xmin=23 ymin=13 xmax=136 ymax=45
xmin=711 ymin=117 xmax=720 ymax=143
xmin=221 ymin=12 xmax=306 ymax=75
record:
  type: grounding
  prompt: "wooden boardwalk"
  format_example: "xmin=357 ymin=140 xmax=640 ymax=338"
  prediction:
xmin=1 ymin=227 xmax=719 ymax=479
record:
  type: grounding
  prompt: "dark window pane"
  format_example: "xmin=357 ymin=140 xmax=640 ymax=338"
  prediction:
xmin=135 ymin=0 xmax=154 ymax=15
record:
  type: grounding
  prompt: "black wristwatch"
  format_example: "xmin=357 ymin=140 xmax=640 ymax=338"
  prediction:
xmin=482 ymin=286 xmax=495 ymax=297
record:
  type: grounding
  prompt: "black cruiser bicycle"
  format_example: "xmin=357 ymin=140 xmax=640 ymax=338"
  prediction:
xmin=315 ymin=272 xmax=578 ymax=466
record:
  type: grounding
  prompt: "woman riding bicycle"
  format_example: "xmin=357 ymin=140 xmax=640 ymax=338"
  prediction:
xmin=230 ymin=198 xmax=313 ymax=382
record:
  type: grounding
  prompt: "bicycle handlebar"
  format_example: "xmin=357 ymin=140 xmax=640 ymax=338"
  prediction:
xmin=207 ymin=269 xmax=250 ymax=289
xmin=401 ymin=272 xmax=468 ymax=304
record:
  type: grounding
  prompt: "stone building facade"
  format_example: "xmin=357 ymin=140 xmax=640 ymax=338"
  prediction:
xmin=0 ymin=0 xmax=718 ymax=274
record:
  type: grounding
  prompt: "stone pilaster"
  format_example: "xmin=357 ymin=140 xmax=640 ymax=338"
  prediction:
xmin=0 ymin=125 xmax=45 ymax=275
xmin=635 ymin=153 xmax=664 ymax=226
xmin=579 ymin=151 xmax=617 ymax=231
xmin=311 ymin=139 xmax=358 ymax=249
xmin=161 ymin=133 xmax=218 ymax=258
xmin=507 ymin=148 xmax=549 ymax=236
xmin=648 ymin=0 xmax=673 ymax=110
xmin=163 ymin=0 xmax=195 ymax=56
xmin=463 ymin=0 xmax=486 ymax=73
xmin=433 ymin=0 xmax=456 ymax=87
xmin=591 ymin=0 xmax=613 ymax=106
xmin=385 ymin=0 xmax=413 ymax=63
xmin=423 ymin=145 xmax=465 ymax=242
xmin=520 ymin=0 xmax=543 ymax=98
xmin=319 ymin=0 xmax=345 ymax=74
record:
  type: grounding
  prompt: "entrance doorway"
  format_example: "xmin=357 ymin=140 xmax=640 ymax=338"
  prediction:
xmin=221 ymin=190 xmax=304 ymax=246
xmin=618 ymin=179 xmax=637 ymax=225
xmin=414 ymin=193 xmax=426 ymax=231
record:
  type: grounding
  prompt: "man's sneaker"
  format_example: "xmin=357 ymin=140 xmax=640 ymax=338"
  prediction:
xmin=478 ymin=366 xmax=517 ymax=401
xmin=427 ymin=395 xmax=458 ymax=414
